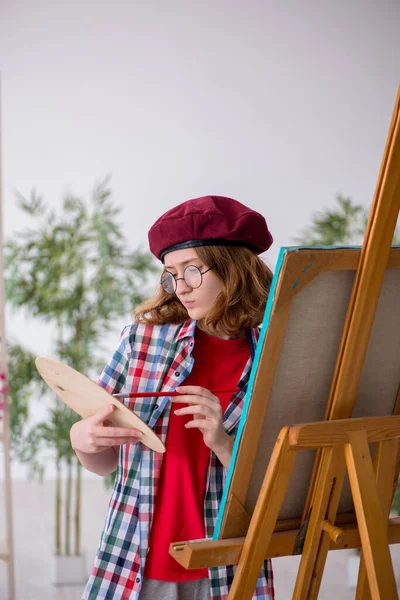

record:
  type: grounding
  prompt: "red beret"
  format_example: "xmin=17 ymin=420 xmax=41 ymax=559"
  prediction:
xmin=148 ymin=195 xmax=273 ymax=261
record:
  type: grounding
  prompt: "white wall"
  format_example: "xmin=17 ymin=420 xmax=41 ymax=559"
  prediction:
xmin=1 ymin=0 xmax=399 ymax=477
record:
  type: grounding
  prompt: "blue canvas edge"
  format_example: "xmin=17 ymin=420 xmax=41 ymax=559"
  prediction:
xmin=212 ymin=245 xmax=288 ymax=540
xmin=212 ymin=242 xmax=400 ymax=540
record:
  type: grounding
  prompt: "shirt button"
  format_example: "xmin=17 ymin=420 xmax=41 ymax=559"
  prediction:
xmin=175 ymin=371 xmax=180 ymax=377
xmin=136 ymin=577 xmax=140 ymax=583
xmin=154 ymin=404 xmax=159 ymax=409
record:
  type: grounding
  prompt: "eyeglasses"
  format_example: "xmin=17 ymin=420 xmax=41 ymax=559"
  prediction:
xmin=160 ymin=265 xmax=214 ymax=294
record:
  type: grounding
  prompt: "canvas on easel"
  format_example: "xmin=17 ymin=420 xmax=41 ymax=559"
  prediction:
xmin=170 ymin=86 xmax=400 ymax=600
xmin=170 ymin=246 xmax=400 ymax=598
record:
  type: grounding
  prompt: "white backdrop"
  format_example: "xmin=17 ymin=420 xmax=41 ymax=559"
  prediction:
xmin=1 ymin=0 xmax=399 ymax=476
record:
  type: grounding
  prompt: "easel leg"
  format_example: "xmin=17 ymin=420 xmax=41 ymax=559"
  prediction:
xmin=228 ymin=427 xmax=295 ymax=600
xmin=306 ymin=453 xmax=348 ymax=599
xmin=355 ymin=559 xmax=371 ymax=600
xmin=292 ymin=446 xmax=345 ymax=599
xmin=345 ymin=431 xmax=398 ymax=599
xmin=355 ymin=438 xmax=399 ymax=600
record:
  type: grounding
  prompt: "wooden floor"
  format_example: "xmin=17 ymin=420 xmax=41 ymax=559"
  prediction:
xmin=0 ymin=479 xmax=399 ymax=599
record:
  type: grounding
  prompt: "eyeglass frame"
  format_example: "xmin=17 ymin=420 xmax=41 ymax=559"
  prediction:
xmin=160 ymin=265 xmax=214 ymax=294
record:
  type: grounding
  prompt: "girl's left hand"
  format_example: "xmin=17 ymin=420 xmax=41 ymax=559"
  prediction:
xmin=172 ymin=385 xmax=231 ymax=453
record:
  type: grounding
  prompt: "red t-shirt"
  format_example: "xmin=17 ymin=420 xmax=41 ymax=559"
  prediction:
xmin=144 ymin=327 xmax=250 ymax=581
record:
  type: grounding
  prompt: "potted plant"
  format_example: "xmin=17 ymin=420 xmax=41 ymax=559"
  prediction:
xmin=5 ymin=179 xmax=156 ymax=583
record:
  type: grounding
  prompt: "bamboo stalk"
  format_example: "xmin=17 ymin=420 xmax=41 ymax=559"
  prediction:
xmin=55 ymin=457 xmax=61 ymax=556
xmin=75 ymin=459 xmax=81 ymax=556
xmin=65 ymin=458 xmax=72 ymax=556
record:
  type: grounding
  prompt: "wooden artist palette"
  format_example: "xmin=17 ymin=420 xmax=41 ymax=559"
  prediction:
xmin=35 ymin=357 xmax=165 ymax=453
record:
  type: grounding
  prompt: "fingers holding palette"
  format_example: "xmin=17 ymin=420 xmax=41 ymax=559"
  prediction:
xmin=35 ymin=356 xmax=165 ymax=453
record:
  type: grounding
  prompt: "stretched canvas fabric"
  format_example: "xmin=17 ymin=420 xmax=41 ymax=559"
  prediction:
xmin=215 ymin=247 xmax=400 ymax=536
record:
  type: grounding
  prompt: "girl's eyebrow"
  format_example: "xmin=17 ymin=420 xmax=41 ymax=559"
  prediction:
xmin=164 ymin=257 xmax=201 ymax=270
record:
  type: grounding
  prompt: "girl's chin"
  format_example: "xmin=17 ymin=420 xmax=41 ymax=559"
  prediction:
xmin=186 ymin=307 xmax=206 ymax=319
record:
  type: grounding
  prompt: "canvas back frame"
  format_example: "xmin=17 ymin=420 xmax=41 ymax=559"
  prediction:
xmin=214 ymin=246 xmax=400 ymax=540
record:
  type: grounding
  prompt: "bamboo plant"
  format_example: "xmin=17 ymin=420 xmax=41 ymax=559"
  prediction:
xmin=5 ymin=178 xmax=156 ymax=558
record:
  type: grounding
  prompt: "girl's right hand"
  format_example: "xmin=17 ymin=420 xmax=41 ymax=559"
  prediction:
xmin=70 ymin=403 xmax=143 ymax=454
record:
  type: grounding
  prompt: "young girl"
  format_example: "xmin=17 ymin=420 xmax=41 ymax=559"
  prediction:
xmin=71 ymin=195 xmax=275 ymax=600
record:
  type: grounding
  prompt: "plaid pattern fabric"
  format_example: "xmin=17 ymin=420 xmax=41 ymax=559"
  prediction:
xmin=82 ymin=320 xmax=274 ymax=600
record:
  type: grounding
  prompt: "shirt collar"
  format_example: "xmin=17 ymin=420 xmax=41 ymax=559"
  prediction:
xmin=177 ymin=319 xmax=260 ymax=346
xmin=177 ymin=319 xmax=197 ymax=341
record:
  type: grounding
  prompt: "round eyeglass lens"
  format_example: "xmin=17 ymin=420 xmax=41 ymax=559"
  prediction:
xmin=160 ymin=265 xmax=205 ymax=294
xmin=183 ymin=265 xmax=202 ymax=288
xmin=160 ymin=271 xmax=176 ymax=294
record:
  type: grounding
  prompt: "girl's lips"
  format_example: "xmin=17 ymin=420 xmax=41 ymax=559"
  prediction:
xmin=183 ymin=301 xmax=195 ymax=307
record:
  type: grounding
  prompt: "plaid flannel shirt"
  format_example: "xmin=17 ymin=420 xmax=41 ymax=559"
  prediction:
xmin=82 ymin=320 xmax=274 ymax=600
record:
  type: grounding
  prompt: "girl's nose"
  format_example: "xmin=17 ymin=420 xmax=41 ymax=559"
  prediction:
xmin=176 ymin=277 xmax=191 ymax=293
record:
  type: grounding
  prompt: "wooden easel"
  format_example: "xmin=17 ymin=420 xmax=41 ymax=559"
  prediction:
xmin=169 ymin=87 xmax=400 ymax=599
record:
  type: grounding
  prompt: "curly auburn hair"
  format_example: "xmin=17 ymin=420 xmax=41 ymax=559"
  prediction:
xmin=134 ymin=245 xmax=273 ymax=338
